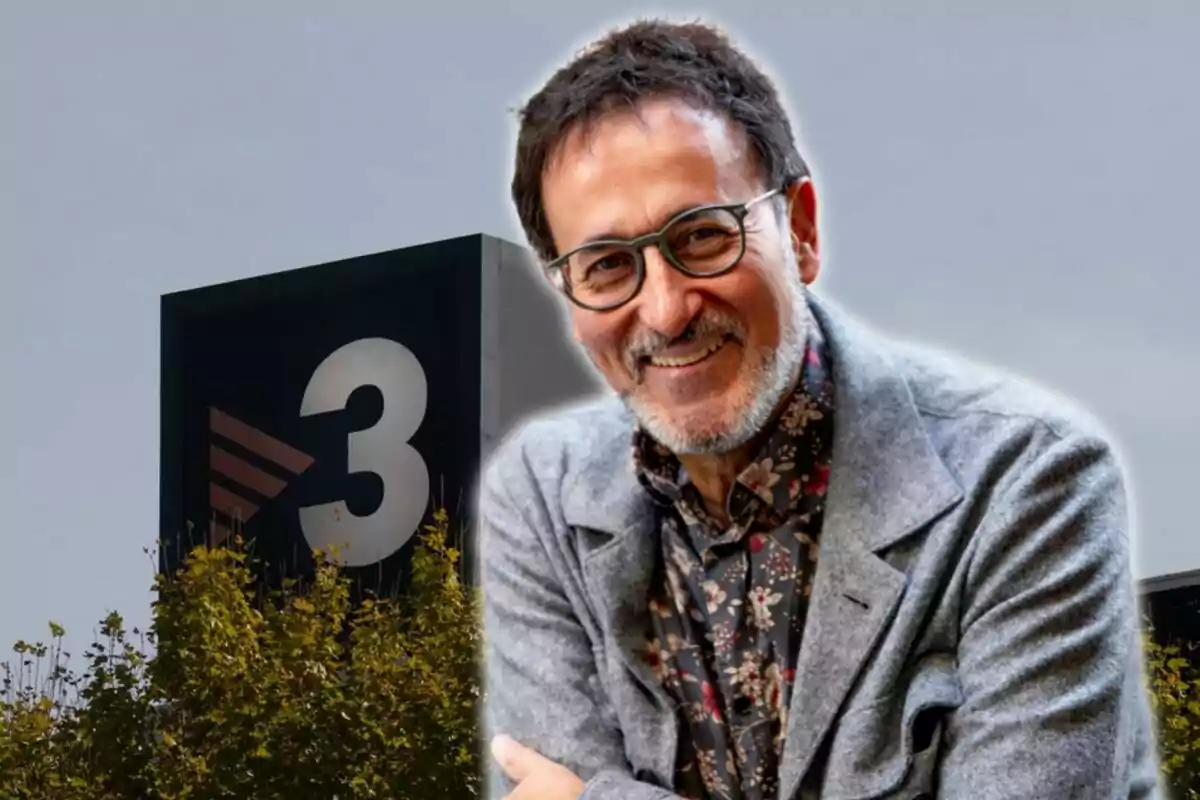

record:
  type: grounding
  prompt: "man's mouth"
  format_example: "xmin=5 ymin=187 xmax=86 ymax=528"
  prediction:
xmin=641 ymin=333 xmax=735 ymax=369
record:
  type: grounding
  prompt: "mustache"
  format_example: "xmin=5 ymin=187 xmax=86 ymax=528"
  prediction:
xmin=623 ymin=312 xmax=746 ymax=378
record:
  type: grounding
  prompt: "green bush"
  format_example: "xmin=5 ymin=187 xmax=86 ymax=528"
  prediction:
xmin=0 ymin=509 xmax=482 ymax=799
xmin=1144 ymin=627 xmax=1200 ymax=799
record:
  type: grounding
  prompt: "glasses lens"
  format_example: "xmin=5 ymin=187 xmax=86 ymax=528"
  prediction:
xmin=664 ymin=207 xmax=744 ymax=274
xmin=563 ymin=245 xmax=640 ymax=308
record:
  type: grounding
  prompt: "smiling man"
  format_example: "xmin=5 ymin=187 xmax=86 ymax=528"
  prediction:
xmin=479 ymin=19 xmax=1159 ymax=800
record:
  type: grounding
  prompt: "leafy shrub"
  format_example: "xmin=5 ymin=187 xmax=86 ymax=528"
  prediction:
xmin=1144 ymin=627 xmax=1200 ymax=799
xmin=0 ymin=509 xmax=482 ymax=799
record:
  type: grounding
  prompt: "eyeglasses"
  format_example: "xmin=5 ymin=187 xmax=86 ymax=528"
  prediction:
xmin=545 ymin=188 xmax=781 ymax=311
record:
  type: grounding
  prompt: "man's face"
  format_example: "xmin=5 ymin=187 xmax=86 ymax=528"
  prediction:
xmin=540 ymin=97 xmax=818 ymax=454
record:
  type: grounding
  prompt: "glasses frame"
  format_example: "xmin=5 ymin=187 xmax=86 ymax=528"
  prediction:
xmin=545 ymin=187 xmax=782 ymax=311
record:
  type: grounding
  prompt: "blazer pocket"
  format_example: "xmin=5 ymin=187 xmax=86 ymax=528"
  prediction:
xmin=817 ymin=653 xmax=963 ymax=800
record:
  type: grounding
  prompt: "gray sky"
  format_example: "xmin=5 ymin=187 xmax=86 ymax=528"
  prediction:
xmin=2 ymin=1 xmax=1197 ymax=657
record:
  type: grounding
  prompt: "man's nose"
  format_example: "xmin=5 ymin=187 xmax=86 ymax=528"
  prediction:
xmin=633 ymin=247 xmax=702 ymax=339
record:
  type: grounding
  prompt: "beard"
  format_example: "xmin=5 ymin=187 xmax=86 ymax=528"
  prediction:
xmin=618 ymin=237 xmax=811 ymax=456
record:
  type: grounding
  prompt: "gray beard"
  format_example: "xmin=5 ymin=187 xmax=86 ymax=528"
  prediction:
xmin=624 ymin=246 xmax=811 ymax=456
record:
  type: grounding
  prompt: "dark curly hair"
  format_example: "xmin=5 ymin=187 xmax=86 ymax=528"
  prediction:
xmin=511 ymin=19 xmax=809 ymax=263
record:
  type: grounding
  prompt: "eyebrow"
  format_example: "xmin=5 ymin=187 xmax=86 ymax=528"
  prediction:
xmin=577 ymin=200 xmax=714 ymax=247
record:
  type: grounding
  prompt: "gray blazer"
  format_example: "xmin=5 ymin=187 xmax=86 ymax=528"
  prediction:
xmin=478 ymin=293 xmax=1160 ymax=799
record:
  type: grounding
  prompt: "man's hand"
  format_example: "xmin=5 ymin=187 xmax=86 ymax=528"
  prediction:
xmin=491 ymin=735 xmax=586 ymax=800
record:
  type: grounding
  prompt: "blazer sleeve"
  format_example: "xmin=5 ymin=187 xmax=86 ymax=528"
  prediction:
xmin=938 ymin=427 xmax=1162 ymax=798
xmin=478 ymin=453 xmax=681 ymax=800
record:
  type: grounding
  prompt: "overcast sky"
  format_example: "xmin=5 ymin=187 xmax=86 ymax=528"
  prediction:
xmin=2 ymin=1 xmax=1196 ymax=657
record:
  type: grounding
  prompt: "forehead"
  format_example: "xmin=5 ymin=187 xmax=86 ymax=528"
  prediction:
xmin=541 ymin=97 xmax=762 ymax=251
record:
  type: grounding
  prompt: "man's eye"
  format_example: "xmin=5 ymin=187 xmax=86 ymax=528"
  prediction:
xmin=592 ymin=256 xmax=626 ymax=272
xmin=687 ymin=226 xmax=726 ymax=241
xmin=583 ymin=253 xmax=635 ymax=281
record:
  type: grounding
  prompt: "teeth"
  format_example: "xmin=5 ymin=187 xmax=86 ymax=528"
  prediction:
xmin=648 ymin=338 xmax=726 ymax=368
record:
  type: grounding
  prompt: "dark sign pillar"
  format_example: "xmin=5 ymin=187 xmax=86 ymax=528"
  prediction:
xmin=160 ymin=233 xmax=600 ymax=597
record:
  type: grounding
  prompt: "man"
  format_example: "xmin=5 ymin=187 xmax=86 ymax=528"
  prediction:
xmin=479 ymin=18 xmax=1159 ymax=800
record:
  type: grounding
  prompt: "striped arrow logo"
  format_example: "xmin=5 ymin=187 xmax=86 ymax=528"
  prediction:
xmin=207 ymin=407 xmax=315 ymax=547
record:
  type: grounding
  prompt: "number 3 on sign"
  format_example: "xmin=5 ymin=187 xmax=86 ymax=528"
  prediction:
xmin=298 ymin=338 xmax=430 ymax=567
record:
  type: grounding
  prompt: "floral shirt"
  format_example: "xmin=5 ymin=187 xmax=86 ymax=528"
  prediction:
xmin=634 ymin=333 xmax=835 ymax=800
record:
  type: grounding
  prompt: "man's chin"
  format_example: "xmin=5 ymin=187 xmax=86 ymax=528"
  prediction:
xmin=626 ymin=396 xmax=747 ymax=455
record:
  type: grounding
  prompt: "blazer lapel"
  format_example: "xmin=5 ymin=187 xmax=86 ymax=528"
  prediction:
xmin=562 ymin=414 xmax=680 ymax=787
xmin=583 ymin=525 xmax=680 ymax=784
xmin=778 ymin=294 xmax=964 ymax=799
xmin=778 ymin=536 xmax=907 ymax=795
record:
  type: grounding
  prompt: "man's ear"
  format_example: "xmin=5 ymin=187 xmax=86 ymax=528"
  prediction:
xmin=787 ymin=178 xmax=820 ymax=285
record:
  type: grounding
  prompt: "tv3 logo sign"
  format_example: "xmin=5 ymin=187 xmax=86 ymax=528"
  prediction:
xmin=209 ymin=338 xmax=430 ymax=567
